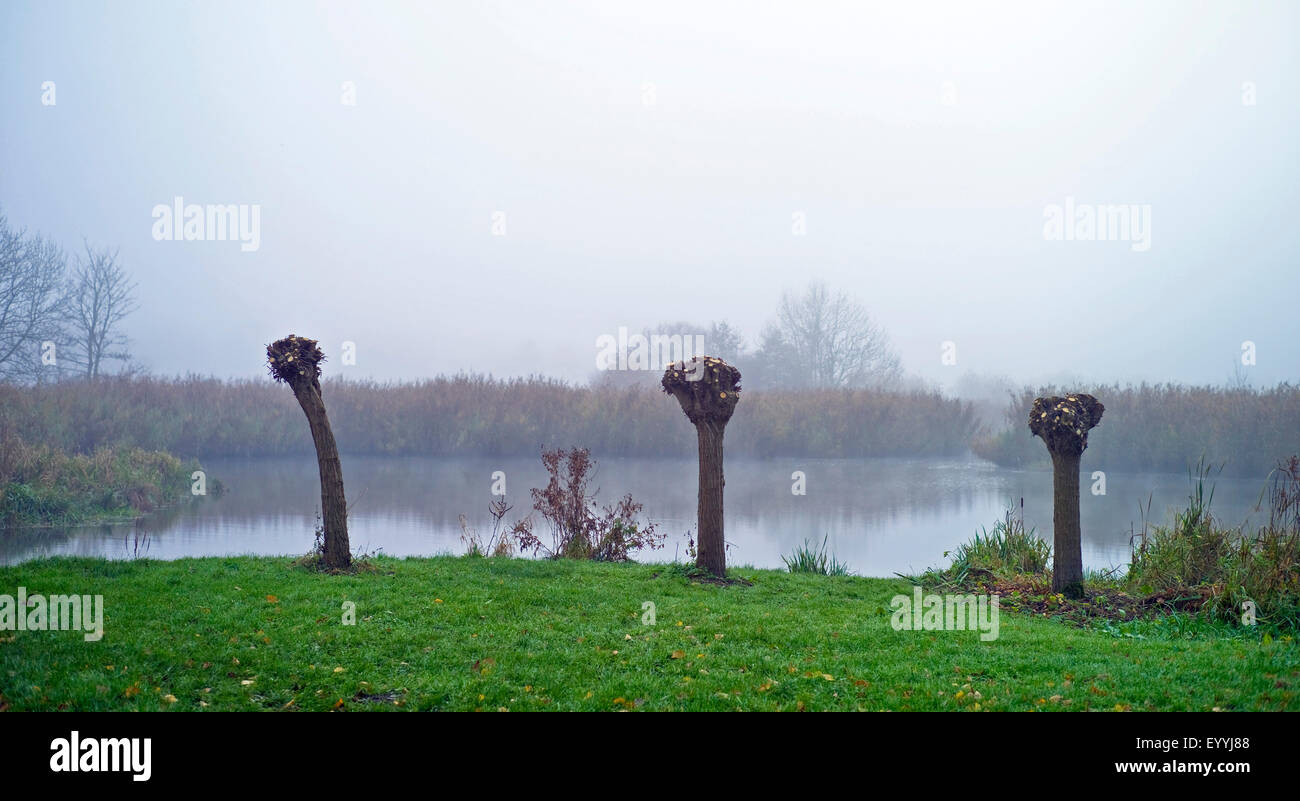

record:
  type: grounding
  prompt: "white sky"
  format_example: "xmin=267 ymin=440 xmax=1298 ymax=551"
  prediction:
xmin=2 ymin=0 xmax=1297 ymax=389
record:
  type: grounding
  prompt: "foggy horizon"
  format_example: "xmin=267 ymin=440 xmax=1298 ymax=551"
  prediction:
xmin=4 ymin=1 xmax=1298 ymax=391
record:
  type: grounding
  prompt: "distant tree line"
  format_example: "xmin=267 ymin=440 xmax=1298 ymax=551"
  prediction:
xmin=0 ymin=208 xmax=137 ymax=382
xmin=593 ymin=281 xmax=903 ymax=392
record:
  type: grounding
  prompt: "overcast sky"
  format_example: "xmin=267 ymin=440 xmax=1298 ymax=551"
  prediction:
xmin=3 ymin=0 xmax=1297 ymax=390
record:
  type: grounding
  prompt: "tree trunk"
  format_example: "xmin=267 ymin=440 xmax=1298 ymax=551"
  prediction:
xmin=695 ymin=420 xmax=726 ymax=577
xmin=1050 ymin=450 xmax=1083 ymax=598
xmin=291 ymin=381 xmax=351 ymax=570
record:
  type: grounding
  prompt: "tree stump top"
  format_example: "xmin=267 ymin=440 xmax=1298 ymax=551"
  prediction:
xmin=1028 ymin=393 xmax=1104 ymax=455
xmin=661 ymin=356 xmax=742 ymax=425
xmin=267 ymin=335 xmax=325 ymax=387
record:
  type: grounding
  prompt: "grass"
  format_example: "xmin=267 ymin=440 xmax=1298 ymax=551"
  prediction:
xmin=782 ymin=536 xmax=851 ymax=576
xmin=920 ymin=506 xmax=1050 ymax=586
xmin=912 ymin=460 xmax=1300 ymax=638
xmin=1 ymin=555 xmax=1296 ymax=711
xmin=0 ymin=433 xmax=204 ymax=528
xmin=1128 ymin=457 xmax=1300 ymax=630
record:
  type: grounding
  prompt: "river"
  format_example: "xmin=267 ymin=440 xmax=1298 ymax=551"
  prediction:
xmin=0 ymin=456 xmax=1275 ymax=574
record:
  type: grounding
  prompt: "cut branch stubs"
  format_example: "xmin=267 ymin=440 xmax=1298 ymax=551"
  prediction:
xmin=1029 ymin=393 xmax=1104 ymax=598
xmin=268 ymin=334 xmax=351 ymax=571
xmin=662 ymin=356 xmax=741 ymax=577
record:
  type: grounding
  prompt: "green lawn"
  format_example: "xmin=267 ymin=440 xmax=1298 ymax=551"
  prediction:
xmin=1 ymin=555 xmax=1296 ymax=711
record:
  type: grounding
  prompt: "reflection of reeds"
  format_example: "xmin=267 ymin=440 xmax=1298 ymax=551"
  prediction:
xmin=974 ymin=383 xmax=1300 ymax=476
xmin=0 ymin=376 xmax=977 ymax=459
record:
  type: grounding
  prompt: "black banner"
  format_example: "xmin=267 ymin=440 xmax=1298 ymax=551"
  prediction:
xmin=0 ymin=711 xmax=1285 ymax=788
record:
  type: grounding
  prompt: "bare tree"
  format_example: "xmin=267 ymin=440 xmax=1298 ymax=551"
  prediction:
xmin=0 ymin=211 xmax=67 ymax=382
xmin=589 ymin=319 xmax=747 ymax=389
xmin=767 ymin=282 xmax=901 ymax=389
xmin=64 ymin=243 xmax=137 ymax=379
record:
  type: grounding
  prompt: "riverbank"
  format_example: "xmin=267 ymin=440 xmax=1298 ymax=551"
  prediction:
xmin=1 ymin=555 xmax=1295 ymax=711
xmin=0 ymin=435 xmax=205 ymax=528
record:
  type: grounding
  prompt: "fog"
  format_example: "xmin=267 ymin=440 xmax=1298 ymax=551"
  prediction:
xmin=3 ymin=0 xmax=1298 ymax=389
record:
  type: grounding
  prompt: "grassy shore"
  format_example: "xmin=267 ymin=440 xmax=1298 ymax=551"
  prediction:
xmin=1 ymin=555 xmax=1296 ymax=711
xmin=0 ymin=435 xmax=203 ymax=528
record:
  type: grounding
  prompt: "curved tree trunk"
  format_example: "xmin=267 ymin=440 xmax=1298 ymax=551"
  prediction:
xmin=291 ymin=381 xmax=351 ymax=570
xmin=1050 ymin=450 xmax=1083 ymax=598
xmin=695 ymin=419 xmax=727 ymax=577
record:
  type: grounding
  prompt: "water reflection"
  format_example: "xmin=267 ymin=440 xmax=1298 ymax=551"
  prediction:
xmin=0 ymin=456 xmax=1274 ymax=576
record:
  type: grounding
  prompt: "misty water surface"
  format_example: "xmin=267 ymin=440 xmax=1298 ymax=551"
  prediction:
xmin=0 ymin=456 xmax=1275 ymax=574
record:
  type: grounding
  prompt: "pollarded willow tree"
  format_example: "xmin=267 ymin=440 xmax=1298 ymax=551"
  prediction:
xmin=267 ymin=335 xmax=351 ymax=570
xmin=662 ymin=356 xmax=741 ymax=577
xmin=1029 ymin=393 xmax=1104 ymax=598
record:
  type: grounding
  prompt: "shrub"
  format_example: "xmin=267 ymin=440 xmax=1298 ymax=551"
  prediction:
xmin=513 ymin=447 xmax=663 ymax=561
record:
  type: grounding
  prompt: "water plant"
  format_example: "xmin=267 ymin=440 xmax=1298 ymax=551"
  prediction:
xmin=782 ymin=535 xmax=851 ymax=576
